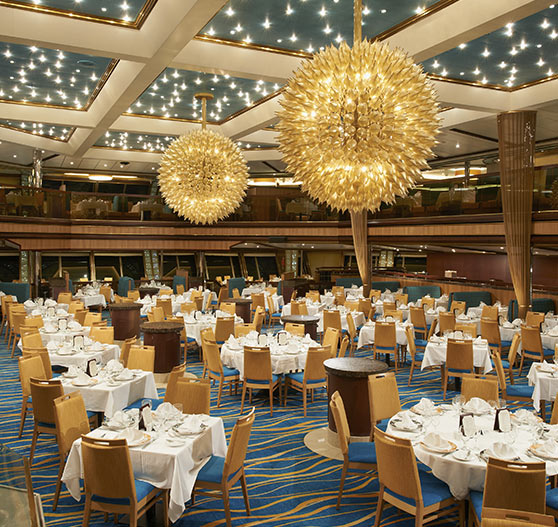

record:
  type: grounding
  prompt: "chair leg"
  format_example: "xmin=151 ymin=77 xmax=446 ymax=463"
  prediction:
xmin=408 ymin=362 xmax=415 ymax=386
xmin=240 ymin=383 xmax=246 ymax=414
xmin=18 ymin=398 xmax=28 ymax=438
xmin=222 ymin=486 xmax=232 ymax=527
xmin=414 ymin=509 xmax=423 ymax=527
xmin=373 ymin=485 xmax=385 ymax=526
xmin=303 ymin=386 xmax=307 ymax=417
xmin=129 ymin=507 xmax=137 ymax=527
xmin=269 ymin=385 xmax=273 ymax=416
xmin=81 ymin=494 xmax=92 ymax=527
xmin=336 ymin=462 xmax=348 ymax=509
xmin=519 ymin=355 xmax=524 ymax=376
xmin=29 ymin=426 xmax=39 ymax=464
xmin=52 ymin=459 xmax=65 ymax=511
xmin=240 ymin=471 xmax=250 ymax=515
xmin=442 ymin=367 xmax=448 ymax=400
xmin=542 ymin=402 xmax=547 ymax=421
xmin=162 ymin=489 xmax=169 ymax=527
xmin=283 ymin=379 xmax=288 ymax=406
xmin=217 ymin=378 xmax=224 ymax=408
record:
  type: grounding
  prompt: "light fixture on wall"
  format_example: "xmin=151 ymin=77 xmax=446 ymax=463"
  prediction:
xmin=158 ymin=92 xmax=249 ymax=224
xmin=88 ymin=175 xmax=113 ymax=181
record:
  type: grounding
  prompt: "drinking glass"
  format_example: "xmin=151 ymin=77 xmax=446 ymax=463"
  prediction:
xmin=141 ymin=399 xmax=152 ymax=409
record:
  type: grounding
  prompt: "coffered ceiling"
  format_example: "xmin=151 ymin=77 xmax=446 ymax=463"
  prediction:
xmin=0 ymin=0 xmax=555 ymax=176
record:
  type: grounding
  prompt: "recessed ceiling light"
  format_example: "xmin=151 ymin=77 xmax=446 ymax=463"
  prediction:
xmin=88 ymin=175 xmax=113 ymax=181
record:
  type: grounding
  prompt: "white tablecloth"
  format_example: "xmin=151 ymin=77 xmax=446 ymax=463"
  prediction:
xmin=357 ymin=322 xmax=410 ymax=348
xmin=316 ymin=311 xmax=366 ymax=333
xmin=137 ymin=290 xmax=218 ymax=316
xmin=527 ymin=363 xmax=558 ymax=411
xmin=221 ymin=334 xmax=319 ymax=378
xmin=467 ymin=305 xmax=508 ymax=319
xmin=74 ymin=294 xmax=106 ymax=308
xmin=421 ymin=338 xmax=492 ymax=373
xmin=281 ymin=302 xmax=323 ymax=318
xmin=499 ymin=326 xmax=558 ymax=355
xmin=387 ymin=408 xmax=558 ymax=500
xmin=179 ymin=313 xmax=242 ymax=345
xmin=50 ymin=344 xmax=119 ymax=368
xmin=60 ymin=370 xmax=157 ymax=417
xmin=319 ymin=294 xmax=336 ymax=307
xmin=62 ymin=415 xmax=227 ymax=522
xmin=19 ymin=326 xmax=91 ymax=350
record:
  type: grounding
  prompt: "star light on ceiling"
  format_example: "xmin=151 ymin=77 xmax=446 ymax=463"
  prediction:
xmin=96 ymin=131 xmax=177 ymax=152
xmin=198 ymin=0 xmax=440 ymax=55
xmin=425 ymin=5 xmax=558 ymax=88
xmin=0 ymin=118 xmax=73 ymax=141
xmin=128 ymin=68 xmax=281 ymax=121
xmin=277 ymin=38 xmax=439 ymax=213
xmin=0 ymin=41 xmax=114 ymax=109
xmin=158 ymin=93 xmax=249 ymax=224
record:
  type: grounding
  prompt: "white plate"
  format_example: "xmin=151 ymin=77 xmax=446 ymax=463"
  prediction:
xmin=115 ymin=375 xmax=134 ymax=381
xmin=453 ymin=450 xmax=475 ymax=462
xmin=130 ymin=369 xmax=143 ymax=374
xmin=390 ymin=419 xmax=420 ymax=432
xmin=62 ymin=372 xmax=77 ymax=378
xmin=125 ymin=432 xmax=151 ymax=447
xmin=529 ymin=445 xmax=558 ymax=460
xmin=72 ymin=378 xmax=98 ymax=387
xmin=420 ymin=440 xmax=456 ymax=454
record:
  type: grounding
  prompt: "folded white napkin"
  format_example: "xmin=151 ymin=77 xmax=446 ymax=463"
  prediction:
xmin=68 ymin=320 xmax=81 ymax=330
xmin=457 ymin=314 xmax=470 ymax=321
xmin=385 ymin=316 xmax=395 ymax=322
xmin=423 ymin=294 xmax=431 ymax=299
xmin=539 ymin=361 xmax=555 ymax=373
xmin=31 ymin=308 xmax=42 ymax=316
xmin=429 ymin=335 xmax=443 ymax=344
xmin=399 ymin=304 xmax=408 ymax=309
xmin=391 ymin=411 xmax=417 ymax=430
xmin=91 ymin=341 xmax=103 ymax=351
xmin=120 ymin=428 xmax=144 ymax=444
xmin=84 ymin=336 xmax=93 ymax=346
xmin=46 ymin=341 xmax=57 ymax=351
xmin=23 ymin=299 xmax=36 ymax=308
xmin=413 ymin=398 xmax=436 ymax=415
xmin=45 ymin=299 xmax=56 ymax=307
xmin=503 ymin=321 xmax=514 ymax=328
xmin=548 ymin=326 xmax=558 ymax=337
xmin=422 ymin=432 xmax=450 ymax=450
xmin=437 ymin=306 xmax=447 ymax=313
xmin=427 ymin=308 xmax=436 ymax=314
xmin=512 ymin=318 xmax=522 ymax=327
xmin=115 ymin=368 xmax=133 ymax=381
xmin=176 ymin=414 xmax=204 ymax=434
xmin=75 ymin=370 xmax=91 ymax=384
xmin=545 ymin=425 xmax=558 ymax=440
xmin=534 ymin=440 xmax=558 ymax=458
xmin=109 ymin=410 xmax=133 ymax=428
xmin=106 ymin=359 xmax=124 ymax=374
xmin=474 ymin=336 xmax=487 ymax=345
xmin=487 ymin=442 xmax=516 ymax=460
xmin=43 ymin=323 xmax=56 ymax=332
xmin=514 ymin=409 xmax=539 ymax=424
xmin=304 ymin=334 xmax=313 ymax=343
xmin=226 ymin=335 xmax=239 ymax=348
xmin=463 ymin=397 xmax=492 ymax=414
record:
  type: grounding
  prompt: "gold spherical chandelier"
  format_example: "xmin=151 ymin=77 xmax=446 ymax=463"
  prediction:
xmin=158 ymin=93 xmax=249 ymax=224
xmin=276 ymin=1 xmax=439 ymax=214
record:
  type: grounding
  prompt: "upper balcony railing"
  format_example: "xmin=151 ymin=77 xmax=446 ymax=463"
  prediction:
xmin=1 ymin=164 xmax=557 ymax=223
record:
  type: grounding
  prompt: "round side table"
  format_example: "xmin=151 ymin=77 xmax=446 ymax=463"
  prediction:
xmin=109 ymin=303 xmax=141 ymax=341
xmin=225 ymin=298 xmax=252 ymax=323
xmin=141 ymin=321 xmax=184 ymax=373
xmin=280 ymin=314 xmax=320 ymax=341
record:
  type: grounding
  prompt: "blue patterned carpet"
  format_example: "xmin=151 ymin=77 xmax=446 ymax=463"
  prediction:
xmin=0 ymin=321 xmax=538 ymax=526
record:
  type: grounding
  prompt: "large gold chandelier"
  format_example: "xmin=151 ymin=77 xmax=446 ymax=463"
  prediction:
xmin=276 ymin=1 xmax=439 ymax=213
xmin=158 ymin=93 xmax=249 ymax=224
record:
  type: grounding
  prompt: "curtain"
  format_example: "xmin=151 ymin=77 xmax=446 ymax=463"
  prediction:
xmin=497 ymin=111 xmax=536 ymax=319
xmin=350 ymin=210 xmax=370 ymax=297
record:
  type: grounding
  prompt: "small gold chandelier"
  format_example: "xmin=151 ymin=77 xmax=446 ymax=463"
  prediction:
xmin=276 ymin=0 xmax=439 ymax=213
xmin=158 ymin=93 xmax=249 ymax=224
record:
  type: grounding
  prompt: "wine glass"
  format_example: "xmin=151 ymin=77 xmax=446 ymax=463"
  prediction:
xmin=452 ymin=394 xmax=464 ymax=412
xmin=141 ymin=399 xmax=152 ymax=410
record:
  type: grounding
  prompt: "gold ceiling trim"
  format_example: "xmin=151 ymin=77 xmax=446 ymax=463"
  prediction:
xmin=429 ymin=72 xmax=558 ymax=92
xmin=0 ymin=59 xmax=118 ymax=112
xmin=94 ymin=143 xmax=279 ymax=153
xmin=0 ymin=122 xmax=75 ymax=143
xmin=0 ymin=0 xmax=158 ymax=29
xmin=124 ymin=88 xmax=284 ymax=125
xmin=195 ymin=0 xmax=459 ymax=59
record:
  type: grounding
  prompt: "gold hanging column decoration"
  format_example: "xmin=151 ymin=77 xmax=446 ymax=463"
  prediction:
xmin=497 ymin=111 xmax=537 ymax=319
xmin=158 ymin=92 xmax=249 ymax=224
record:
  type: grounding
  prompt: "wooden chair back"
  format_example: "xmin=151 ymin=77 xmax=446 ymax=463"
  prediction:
xmin=220 ymin=302 xmax=236 ymax=316
xmin=481 ymin=318 xmax=501 ymax=347
xmin=21 ymin=331 xmax=43 ymax=348
xmin=89 ymin=326 xmax=114 ymax=344
xmin=345 ymin=300 xmax=359 ymax=312
xmin=483 ymin=457 xmax=546 ymax=514
xmin=383 ymin=310 xmax=403 ymax=322
xmin=525 ymin=311 xmax=544 ymax=329
xmin=68 ymin=301 xmax=84 ymax=315
xmin=215 ymin=317 xmax=235 ymax=342
xmin=173 ymin=378 xmax=211 ymax=414
xmin=382 ymin=302 xmax=396 ymax=313
xmin=176 ymin=284 xmax=185 ymax=295
xmin=334 ymin=293 xmax=346 ymax=307
xmin=156 ymin=298 xmax=172 ymax=318
xmin=329 ymin=391 xmax=351 ymax=456
xmin=232 ymin=288 xmax=241 ymax=299
xmin=91 ymin=320 xmax=108 ymax=328
xmin=291 ymin=301 xmax=308 ymax=316
xmin=29 ymin=378 xmax=64 ymax=426
xmin=374 ymin=322 xmax=396 ymax=351
xmin=455 ymin=323 xmax=477 ymax=338
xmin=461 ymin=374 xmax=499 ymax=402
xmin=83 ymin=312 xmax=102 ymax=327
xmin=481 ymin=508 xmax=554 ymax=526
xmin=323 ymin=327 xmax=340 ymax=357
xmin=204 ymin=341 xmax=223 ymax=377
xmin=323 ymin=310 xmax=342 ymax=332
xmin=394 ymin=293 xmax=408 ymax=306
xmin=81 ymin=436 xmax=136 ymax=502
xmin=99 ymin=285 xmax=112 ymax=304
xmin=200 ymin=327 xmax=216 ymax=344
xmin=151 ymin=306 xmax=165 ymax=322
xmin=243 ymin=346 xmax=272 ymax=382
xmin=482 ymin=305 xmax=499 ymax=321
xmin=181 ymin=302 xmax=196 ymax=314
xmin=13 ymin=311 xmax=27 ymax=334
xmin=251 ymin=293 xmax=266 ymax=312
xmin=358 ymin=298 xmax=372 ymax=317
xmin=438 ymin=312 xmax=456 ymax=334
xmin=285 ymin=323 xmax=304 ymax=337
xmin=19 ymin=355 xmax=46 ymax=398
xmin=306 ymin=291 xmax=320 ymax=303
xmin=450 ymin=300 xmax=466 ymax=316
xmin=127 ymin=345 xmax=155 ymax=372
xmin=304 ymin=348 xmax=330 ymax=382
xmin=159 ymin=287 xmax=173 ymax=296
xmin=446 ymin=339 xmax=474 ymax=373
xmin=74 ymin=309 xmax=88 ymax=325
xmin=405 ymin=326 xmax=418 ymax=359
xmin=53 ymin=391 xmax=90 ymax=457
xmin=369 ymin=289 xmax=381 ymax=302
xmin=234 ymin=324 xmax=255 ymax=338
xmin=25 ymin=315 xmax=44 ymax=329
xmin=21 ymin=348 xmax=52 ymax=378
xmin=493 ymin=351 xmax=508 ymax=394
xmin=409 ymin=306 xmax=427 ymax=333
xmin=119 ymin=336 xmax=137 ymax=368
xmin=421 ymin=297 xmax=435 ymax=310
xmin=332 ymin=286 xmax=344 ymax=296
xmin=223 ymin=408 xmax=255 ymax=478
xmin=374 ymin=427 xmax=421 ymax=504
xmin=57 ymin=292 xmax=72 ymax=304
xmin=127 ymin=290 xmax=140 ymax=301
xmin=217 ymin=286 xmax=229 ymax=305
xmin=253 ymin=307 xmax=265 ymax=333
xmin=368 ymin=372 xmax=401 ymax=428
xmin=521 ymin=325 xmax=544 ymax=361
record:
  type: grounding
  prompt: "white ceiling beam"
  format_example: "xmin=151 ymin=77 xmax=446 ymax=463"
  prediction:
xmin=110 ymin=115 xmax=218 ymax=136
xmin=440 ymin=108 xmax=496 ymax=129
xmin=237 ymin=130 xmax=278 ymax=144
xmin=220 ymin=97 xmax=282 ymax=139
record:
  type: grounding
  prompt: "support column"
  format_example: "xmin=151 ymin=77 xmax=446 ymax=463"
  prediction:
xmin=497 ymin=111 xmax=536 ymax=319
xmin=30 ymin=149 xmax=43 ymax=188
xmin=350 ymin=210 xmax=370 ymax=297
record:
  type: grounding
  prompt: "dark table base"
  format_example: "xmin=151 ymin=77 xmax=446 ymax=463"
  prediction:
xmin=110 ymin=308 xmax=141 ymax=341
xmin=143 ymin=331 xmax=181 ymax=373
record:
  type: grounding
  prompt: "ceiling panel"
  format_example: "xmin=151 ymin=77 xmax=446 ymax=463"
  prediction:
xmin=0 ymin=118 xmax=73 ymax=141
xmin=425 ymin=5 xmax=558 ymax=88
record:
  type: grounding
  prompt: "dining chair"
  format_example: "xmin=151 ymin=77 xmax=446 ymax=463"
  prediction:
xmin=29 ymin=378 xmax=65 ymax=463
xmin=284 ymin=322 xmax=304 ymax=337
xmin=215 ymin=317 xmax=235 ymax=344
xmin=481 ymin=305 xmax=499 ymax=321
xmin=519 ymin=325 xmax=553 ymax=374
xmin=156 ymin=298 xmax=172 ymax=318
xmin=57 ymin=292 xmax=73 ymax=304
xmin=284 ymin=347 xmax=330 ymax=416
xmin=373 ymin=322 xmax=399 ymax=372
xmin=455 ymin=323 xmax=477 ymax=338
xmin=344 ymin=300 xmax=359 ymax=312
xmin=89 ymin=326 xmax=114 ymax=344
xmin=438 ymin=312 xmax=456 ymax=334
xmin=368 ymin=372 xmax=401 ymax=439
xmin=332 ymin=286 xmax=344 ymax=296
xmin=481 ymin=508 xmax=554 ymax=526
xmin=18 ymin=355 xmax=46 ymax=438
xmin=191 ymin=407 xmax=255 ymax=527
xmin=481 ymin=318 xmax=512 ymax=357
xmin=410 ymin=307 xmax=430 ymax=348
xmin=450 ymin=300 xmax=467 ymax=316
xmin=394 ymin=293 xmax=408 ymax=307
xmin=172 ymin=377 xmax=211 ymax=414
xmin=181 ymin=302 xmax=196 ymax=314
xmin=205 ymin=341 xmax=239 ymax=407
xmin=420 ymin=297 xmax=435 ymax=310
xmin=127 ymin=289 xmax=140 ymax=301
xmin=150 ymin=306 xmax=165 ymax=323
xmin=253 ymin=307 xmax=266 ymax=333
xmin=234 ymin=323 xmax=256 ymax=338
xmin=374 ymin=427 xmax=464 ymax=526
xmin=74 ymin=309 xmax=88 ymax=326
xmin=291 ymin=301 xmax=308 ymax=316
xmin=306 ymin=291 xmax=320 ymax=303
xmin=266 ymin=295 xmax=282 ymax=327
xmin=91 ymin=320 xmax=108 ymax=328
xmin=119 ymin=335 xmax=137 ymax=368
xmin=220 ymin=302 xmax=236 ymax=316
xmin=493 ymin=352 xmax=537 ymax=415
xmin=21 ymin=348 xmax=53 ymax=378
xmin=216 ymin=286 xmax=229 ymax=308
xmin=338 ymin=336 xmax=349 ymax=358
xmin=469 ymin=457 xmax=546 ymax=527
xmin=241 ymin=346 xmax=281 ymax=416
xmin=52 ymin=391 xmax=91 ymax=510
xmin=10 ymin=311 xmax=27 ymax=357
xmin=358 ymin=298 xmax=372 ymax=318
xmin=323 ymin=310 xmax=342 ymax=337
xmin=204 ymin=292 xmax=214 ymax=313
xmin=159 ymin=287 xmax=173 ymax=296
xmin=369 ymin=289 xmax=381 ymax=302
xmin=382 ymin=302 xmax=396 ymax=313
xmin=334 ymin=293 xmax=346 ymax=306
xmin=525 ymin=311 xmax=545 ymax=329
xmin=442 ymin=339 xmax=474 ymax=399
xmin=323 ymin=327 xmax=340 ymax=358
xmin=83 ymin=312 xmax=102 ymax=327
xmin=330 ymin=391 xmax=377 ymax=509
xmin=383 ymin=310 xmax=403 ymax=323
xmin=405 ymin=326 xmax=424 ymax=385
xmin=127 ymin=345 xmax=155 ymax=372
xmin=0 ymin=294 xmax=14 ymax=336
xmin=80 ymin=435 xmax=169 ymax=527
xmin=68 ymin=301 xmax=85 ymax=315
xmin=21 ymin=330 xmax=43 ymax=348
xmin=461 ymin=374 xmax=499 ymax=402
xmin=99 ymin=285 xmax=112 ymax=304
xmin=346 ymin=313 xmax=358 ymax=355
xmin=25 ymin=315 xmax=44 ymax=329
xmin=6 ymin=302 xmax=25 ymax=345
xmin=232 ymin=288 xmax=241 ymax=299
xmin=250 ymin=293 xmax=267 ymax=322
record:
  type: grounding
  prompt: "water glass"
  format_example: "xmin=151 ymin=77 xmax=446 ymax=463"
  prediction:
xmin=141 ymin=399 xmax=152 ymax=410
